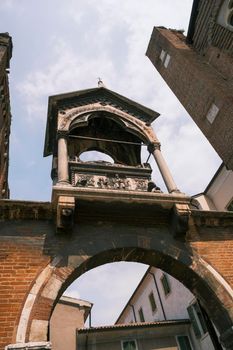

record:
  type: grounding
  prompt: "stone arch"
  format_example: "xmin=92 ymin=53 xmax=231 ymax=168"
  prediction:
xmin=16 ymin=240 xmax=233 ymax=348
xmin=66 ymin=108 xmax=157 ymax=166
xmin=58 ymin=104 xmax=157 ymax=144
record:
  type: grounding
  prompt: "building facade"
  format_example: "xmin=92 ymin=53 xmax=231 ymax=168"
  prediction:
xmin=146 ymin=0 xmax=233 ymax=170
xmin=116 ymin=267 xmax=217 ymax=350
xmin=50 ymin=296 xmax=92 ymax=350
xmin=77 ymin=320 xmax=193 ymax=350
xmin=0 ymin=33 xmax=12 ymax=198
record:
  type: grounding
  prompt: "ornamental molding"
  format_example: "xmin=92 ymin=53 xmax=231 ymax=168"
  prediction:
xmin=57 ymin=103 xmax=157 ymax=143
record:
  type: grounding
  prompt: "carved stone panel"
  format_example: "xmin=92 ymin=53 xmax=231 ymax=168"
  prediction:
xmin=70 ymin=161 xmax=152 ymax=192
xmin=74 ymin=173 xmax=148 ymax=191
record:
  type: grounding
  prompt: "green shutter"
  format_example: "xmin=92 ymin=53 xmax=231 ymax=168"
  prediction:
xmin=122 ymin=340 xmax=137 ymax=350
xmin=187 ymin=305 xmax=202 ymax=338
xmin=149 ymin=292 xmax=157 ymax=312
xmin=177 ymin=336 xmax=192 ymax=350
xmin=161 ymin=274 xmax=171 ymax=296
xmin=138 ymin=308 xmax=145 ymax=322
xmin=193 ymin=302 xmax=207 ymax=334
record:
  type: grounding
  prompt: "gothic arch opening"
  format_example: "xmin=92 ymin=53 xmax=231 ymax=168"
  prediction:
xmin=68 ymin=113 xmax=144 ymax=166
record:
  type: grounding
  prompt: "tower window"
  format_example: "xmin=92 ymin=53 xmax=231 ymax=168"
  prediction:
xmin=149 ymin=292 xmax=157 ymax=312
xmin=164 ymin=54 xmax=171 ymax=68
xmin=159 ymin=49 xmax=171 ymax=68
xmin=160 ymin=49 xmax=166 ymax=62
xmin=161 ymin=274 xmax=171 ymax=296
xmin=206 ymin=103 xmax=219 ymax=124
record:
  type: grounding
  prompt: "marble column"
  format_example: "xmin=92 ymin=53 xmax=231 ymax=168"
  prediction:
xmin=57 ymin=133 xmax=69 ymax=185
xmin=148 ymin=142 xmax=179 ymax=193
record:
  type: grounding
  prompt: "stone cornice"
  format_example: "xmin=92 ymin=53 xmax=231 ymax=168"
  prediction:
xmin=0 ymin=200 xmax=53 ymax=220
xmin=191 ymin=209 xmax=233 ymax=227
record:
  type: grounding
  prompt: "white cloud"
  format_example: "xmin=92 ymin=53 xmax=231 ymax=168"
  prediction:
xmin=65 ymin=262 xmax=148 ymax=325
xmin=0 ymin=0 xmax=14 ymax=9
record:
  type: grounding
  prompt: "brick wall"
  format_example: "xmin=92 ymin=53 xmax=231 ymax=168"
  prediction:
xmin=0 ymin=241 xmax=50 ymax=348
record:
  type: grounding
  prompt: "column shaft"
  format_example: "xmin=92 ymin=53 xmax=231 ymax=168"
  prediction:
xmin=152 ymin=147 xmax=179 ymax=193
xmin=57 ymin=136 xmax=69 ymax=184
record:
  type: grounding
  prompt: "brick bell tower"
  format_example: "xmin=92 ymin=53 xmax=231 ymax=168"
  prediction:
xmin=44 ymin=82 xmax=189 ymax=233
xmin=0 ymin=33 xmax=12 ymax=199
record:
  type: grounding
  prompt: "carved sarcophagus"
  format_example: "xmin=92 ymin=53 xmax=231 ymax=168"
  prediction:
xmin=69 ymin=160 xmax=152 ymax=192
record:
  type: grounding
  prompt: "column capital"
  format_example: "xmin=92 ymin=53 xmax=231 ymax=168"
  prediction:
xmin=147 ymin=142 xmax=161 ymax=153
xmin=57 ymin=130 xmax=69 ymax=140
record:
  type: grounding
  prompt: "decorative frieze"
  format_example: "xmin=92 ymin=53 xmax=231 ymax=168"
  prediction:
xmin=70 ymin=161 xmax=152 ymax=192
xmin=74 ymin=173 xmax=148 ymax=191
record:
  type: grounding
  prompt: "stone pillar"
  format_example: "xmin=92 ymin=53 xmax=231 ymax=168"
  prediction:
xmin=148 ymin=142 xmax=179 ymax=193
xmin=57 ymin=133 xmax=69 ymax=185
xmin=5 ymin=342 xmax=51 ymax=350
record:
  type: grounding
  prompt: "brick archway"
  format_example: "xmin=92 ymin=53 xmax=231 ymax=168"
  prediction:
xmin=17 ymin=240 xmax=233 ymax=349
xmin=1 ymin=201 xmax=233 ymax=350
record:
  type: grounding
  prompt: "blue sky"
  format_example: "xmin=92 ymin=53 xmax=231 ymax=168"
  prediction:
xmin=1 ymin=0 xmax=221 ymax=326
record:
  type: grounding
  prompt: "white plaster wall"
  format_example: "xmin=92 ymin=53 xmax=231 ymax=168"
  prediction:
xmin=194 ymin=166 xmax=233 ymax=211
xmin=207 ymin=167 xmax=233 ymax=211
xmin=153 ymin=268 xmax=193 ymax=320
xmin=119 ymin=268 xmax=194 ymax=323
xmin=118 ymin=268 xmax=215 ymax=350
xmin=194 ymin=194 xmax=216 ymax=210
xmin=119 ymin=305 xmax=135 ymax=324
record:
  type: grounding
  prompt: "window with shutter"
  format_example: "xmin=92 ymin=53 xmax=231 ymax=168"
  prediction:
xmin=138 ymin=307 xmax=145 ymax=322
xmin=149 ymin=292 xmax=157 ymax=312
xmin=161 ymin=274 xmax=171 ymax=296
xmin=176 ymin=335 xmax=193 ymax=350
xmin=187 ymin=302 xmax=207 ymax=338
xmin=122 ymin=340 xmax=138 ymax=350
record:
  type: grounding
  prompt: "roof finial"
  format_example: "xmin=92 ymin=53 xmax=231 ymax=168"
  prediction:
xmin=98 ymin=77 xmax=105 ymax=88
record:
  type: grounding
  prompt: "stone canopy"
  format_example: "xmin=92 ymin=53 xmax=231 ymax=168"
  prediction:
xmin=43 ymin=86 xmax=160 ymax=158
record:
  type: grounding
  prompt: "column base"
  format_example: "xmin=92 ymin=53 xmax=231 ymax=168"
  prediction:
xmin=57 ymin=180 xmax=71 ymax=186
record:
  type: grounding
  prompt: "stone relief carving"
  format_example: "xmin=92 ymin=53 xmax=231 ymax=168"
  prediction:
xmin=75 ymin=175 xmax=95 ymax=187
xmin=74 ymin=172 xmax=148 ymax=191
